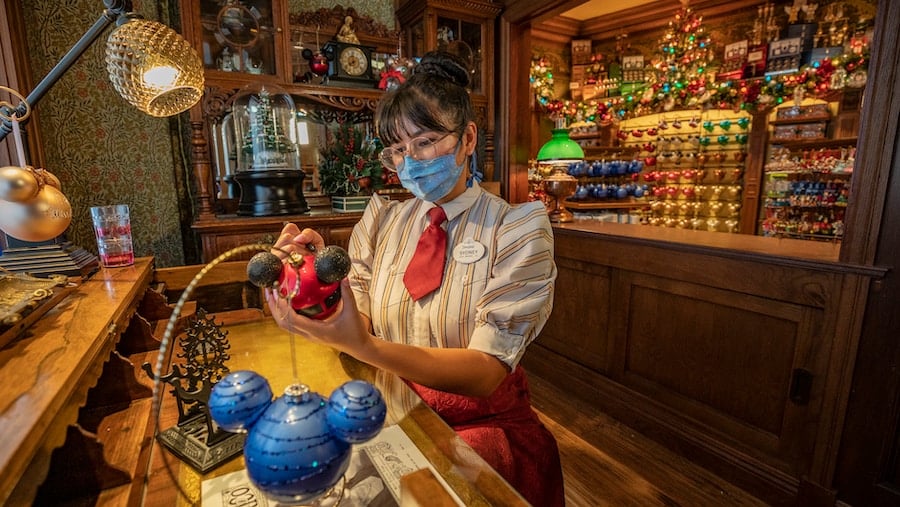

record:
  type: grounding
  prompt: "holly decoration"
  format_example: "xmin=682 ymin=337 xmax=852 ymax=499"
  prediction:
xmin=318 ymin=122 xmax=388 ymax=196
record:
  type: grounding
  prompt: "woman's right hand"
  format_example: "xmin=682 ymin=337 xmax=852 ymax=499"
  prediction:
xmin=272 ymin=223 xmax=326 ymax=261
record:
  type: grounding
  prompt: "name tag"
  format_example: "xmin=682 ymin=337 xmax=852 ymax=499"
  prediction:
xmin=452 ymin=237 xmax=485 ymax=264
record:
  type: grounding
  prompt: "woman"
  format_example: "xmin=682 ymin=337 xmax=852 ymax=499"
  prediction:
xmin=267 ymin=51 xmax=564 ymax=506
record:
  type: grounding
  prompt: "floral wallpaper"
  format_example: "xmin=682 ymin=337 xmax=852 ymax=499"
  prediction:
xmin=22 ymin=0 xmax=186 ymax=266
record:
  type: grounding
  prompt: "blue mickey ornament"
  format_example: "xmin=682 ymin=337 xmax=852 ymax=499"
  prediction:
xmin=209 ymin=373 xmax=387 ymax=505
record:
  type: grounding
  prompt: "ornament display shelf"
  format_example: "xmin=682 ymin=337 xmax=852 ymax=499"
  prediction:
xmin=759 ymin=136 xmax=855 ymax=239
xmin=616 ymin=109 xmax=754 ymax=234
xmin=769 ymin=114 xmax=832 ymax=125
xmin=564 ymin=197 xmax=649 ymax=210
xmin=768 ymin=137 xmax=859 ymax=150
xmin=561 ymin=145 xmax=645 ymax=211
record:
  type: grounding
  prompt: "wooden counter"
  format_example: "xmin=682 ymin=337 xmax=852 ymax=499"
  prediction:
xmin=1 ymin=258 xmax=526 ymax=506
xmin=0 ymin=258 xmax=154 ymax=505
xmin=138 ymin=262 xmax=526 ymax=507
xmin=140 ymin=317 xmax=527 ymax=507
xmin=552 ymin=220 xmax=845 ymax=265
xmin=522 ymin=220 xmax=884 ymax=506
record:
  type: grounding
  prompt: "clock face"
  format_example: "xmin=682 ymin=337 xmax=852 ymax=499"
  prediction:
xmin=339 ymin=46 xmax=368 ymax=77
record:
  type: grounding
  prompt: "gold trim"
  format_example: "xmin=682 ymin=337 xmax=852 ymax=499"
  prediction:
xmin=0 ymin=272 xmax=68 ymax=326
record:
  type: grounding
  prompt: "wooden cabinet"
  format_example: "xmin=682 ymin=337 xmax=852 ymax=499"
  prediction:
xmin=198 ymin=0 xmax=284 ymax=78
xmin=0 ymin=259 xmax=156 ymax=505
xmin=178 ymin=2 xmax=399 ymax=262
xmin=178 ymin=2 xmax=501 ymax=262
xmin=192 ymin=212 xmax=360 ymax=261
xmin=759 ymin=94 xmax=861 ymax=240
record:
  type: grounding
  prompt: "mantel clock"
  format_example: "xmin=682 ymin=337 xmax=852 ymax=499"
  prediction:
xmin=322 ymin=41 xmax=378 ymax=88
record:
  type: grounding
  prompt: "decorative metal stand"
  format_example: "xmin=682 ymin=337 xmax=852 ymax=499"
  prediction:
xmin=142 ymin=308 xmax=244 ymax=473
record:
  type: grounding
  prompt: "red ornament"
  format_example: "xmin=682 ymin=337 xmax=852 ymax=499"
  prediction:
xmin=308 ymin=52 xmax=329 ymax=76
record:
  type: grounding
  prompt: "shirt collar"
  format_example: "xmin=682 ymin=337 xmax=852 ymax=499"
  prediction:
xmin=432 ymin=181 xmax=482 ymax=222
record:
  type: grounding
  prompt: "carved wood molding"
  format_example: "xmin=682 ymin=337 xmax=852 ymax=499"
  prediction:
xmin=202 ymin=84 xmax=382 ymax=121
xmin=289 ymin=6 xmax=400 ymax=50
xmin=402 ymin=0 xmax=503 ymax=17
xmin=296 ymin=93 xmax=381 ymax=114
xmin=202 ymin=86 xmax=240 ymax=122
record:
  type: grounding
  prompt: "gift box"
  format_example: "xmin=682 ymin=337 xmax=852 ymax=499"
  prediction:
xmin=773 ymin=121 xmax=827 ymax=141
xmin=776 ymin=103 xmax=829 ymax=121
xmin=621 ymin=55 xmax=646 ymax=82
xmin=765 ymin=37 xmax=802 ymax=76
xmin=716 ymin=40 xmax=749 ymax=80
xmin=746 ymin=44 xmax=768 ymax=78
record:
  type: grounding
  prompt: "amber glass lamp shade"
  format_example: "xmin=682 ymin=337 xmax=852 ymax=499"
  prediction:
xmin=105 ymin=18 xmax=204 ymax=117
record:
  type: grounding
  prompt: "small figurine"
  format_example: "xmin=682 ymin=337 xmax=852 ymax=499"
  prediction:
xmin=217 ymin=47 xmax=234 ymax=71
xmin=785 ymin=0 xmax=805 ymax=24
xmin=337 ymin=15 xmax=359 ymax=44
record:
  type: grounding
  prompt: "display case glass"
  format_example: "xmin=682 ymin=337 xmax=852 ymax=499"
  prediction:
xmin=436 ymin=16 xmax=483 ymax=93
xmin=200 ymin=0 xmax=278 ymax=76
xmin=231 ymin=85 xmax=301 ymax=172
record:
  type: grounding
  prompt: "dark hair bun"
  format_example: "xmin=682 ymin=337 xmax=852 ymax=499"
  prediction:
xmin=412 ymin=51 xmax=470 ymax=88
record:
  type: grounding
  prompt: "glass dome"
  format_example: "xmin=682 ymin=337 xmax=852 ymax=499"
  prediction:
xmin=232 ymin=85 xmax=301 ymax=172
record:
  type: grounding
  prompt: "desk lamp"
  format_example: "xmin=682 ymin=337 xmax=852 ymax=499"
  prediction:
xmin=537 ymin=120 xmax=583 ymax=223
xmin=0 ymin=0 xmax=203 ymax=242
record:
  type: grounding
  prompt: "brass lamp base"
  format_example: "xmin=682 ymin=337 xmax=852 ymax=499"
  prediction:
xmin=541 ymin=164 xmax=578 ymax=224
xmin=548 ymin=202 xmax=574 ymax=223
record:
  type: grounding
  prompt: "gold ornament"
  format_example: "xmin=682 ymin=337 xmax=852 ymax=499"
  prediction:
xmin=35 ymin=168 xmax=61 ymax=189
xmin=0 ymin=184 xmax=72 ymax=242
xmin=0 ymin=165 xmax=40 ymax=203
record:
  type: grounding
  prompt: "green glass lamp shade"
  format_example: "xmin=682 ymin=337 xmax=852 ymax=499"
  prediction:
xmin=537 ymin=128 xmax=584 ymax=162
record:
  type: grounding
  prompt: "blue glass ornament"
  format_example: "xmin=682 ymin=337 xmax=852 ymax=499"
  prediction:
xmin=327 ymin=380 xmax=387 ymax=443
xmin=208 ymin=370 xmax=273 ymax=432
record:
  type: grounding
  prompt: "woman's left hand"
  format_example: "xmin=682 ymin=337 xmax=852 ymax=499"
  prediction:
xmin=266 ymin=279 xmax=374 ymax=357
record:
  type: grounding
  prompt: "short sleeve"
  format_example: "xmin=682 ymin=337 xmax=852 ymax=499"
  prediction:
xmin=467 ymin=200 xmax=557 ymax=369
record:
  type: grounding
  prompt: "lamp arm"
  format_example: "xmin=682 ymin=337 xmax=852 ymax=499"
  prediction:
xmin=0 ymin=0 xmax=134 ymax=142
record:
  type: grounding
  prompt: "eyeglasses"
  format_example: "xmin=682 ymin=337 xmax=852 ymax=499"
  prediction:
xmin=379 ymin=132 xmax=457 ymax=172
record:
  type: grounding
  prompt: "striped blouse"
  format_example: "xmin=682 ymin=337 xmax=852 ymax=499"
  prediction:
xmin=347 ymin=183 xmax=557 ymax=371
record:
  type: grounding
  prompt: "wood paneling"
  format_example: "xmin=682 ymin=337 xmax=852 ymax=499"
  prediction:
xmin=192 ymin=212 xmax=362 ymax=262
xmin=540 ymin=257 xmax=610 ymax=370
xmin=523 ymin=226 xmax=877 ymax=506
xmin=609 ymin=270 xmax=827 ymax=475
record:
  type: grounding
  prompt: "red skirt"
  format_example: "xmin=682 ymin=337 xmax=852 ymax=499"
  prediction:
xmin=407 ymin=367 xmax=565 ymax=507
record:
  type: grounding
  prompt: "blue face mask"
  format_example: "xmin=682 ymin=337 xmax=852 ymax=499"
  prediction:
xmin=399 ymin=148 xmax=465 ymax=202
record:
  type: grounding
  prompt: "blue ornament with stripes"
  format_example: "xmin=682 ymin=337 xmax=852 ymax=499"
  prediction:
xmin=208 ymin=374 xmax=385 ymax=504
xmin=207 ymin=370 xmax=273 ymax=432
xmin=327 ymin=380 xmax=387 ymax=443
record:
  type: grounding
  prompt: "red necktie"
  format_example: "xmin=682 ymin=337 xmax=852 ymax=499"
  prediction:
xmin=404 ymin=206 xmax=448 ymax=301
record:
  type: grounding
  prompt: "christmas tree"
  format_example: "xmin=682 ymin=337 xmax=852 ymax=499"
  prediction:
xmin=650 ymin=1 xmax=714 ymax=110
xmin=241 ymin=88 xmax=295 ymax=169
